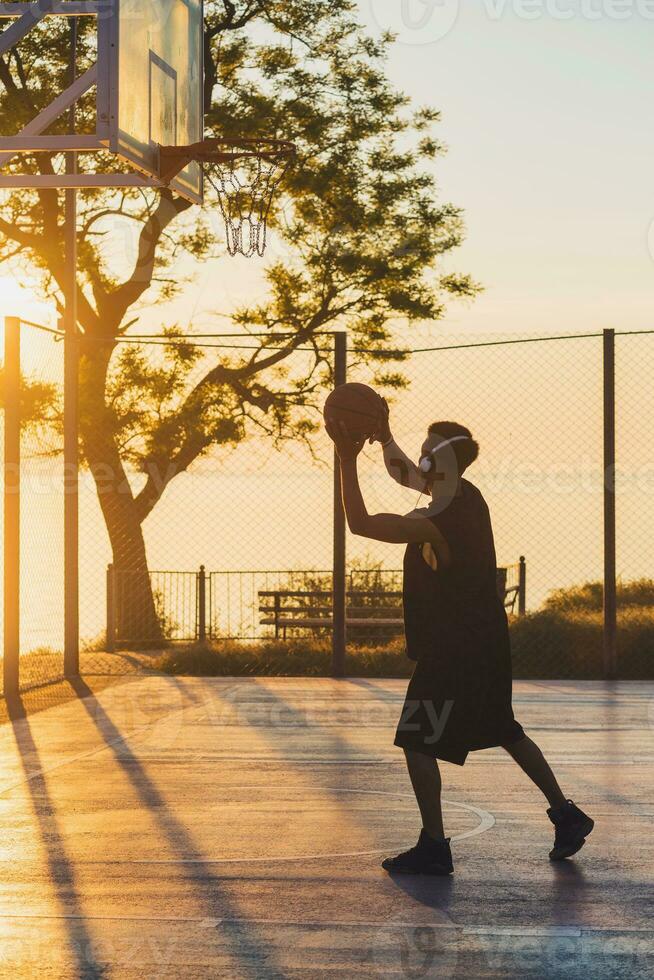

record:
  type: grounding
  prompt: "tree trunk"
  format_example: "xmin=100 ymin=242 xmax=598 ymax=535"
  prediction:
xmin=80 ymin=346 xmax=164 ymax=647
xmin=98 ymin=482 xmax=164 ymax=646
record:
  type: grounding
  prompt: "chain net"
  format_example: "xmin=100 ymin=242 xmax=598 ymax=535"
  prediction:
xmin=204 ymin=142 xmax=294 ymax=257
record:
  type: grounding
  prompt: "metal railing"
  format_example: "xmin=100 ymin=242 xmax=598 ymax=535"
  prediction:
xmin=105 ymin=560 xmax=526 ymax=648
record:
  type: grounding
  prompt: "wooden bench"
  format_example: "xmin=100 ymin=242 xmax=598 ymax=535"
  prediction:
xmin=259 ymin=590 xmax=403 ymax=639
xmin=259 ymin=562 xmax=525 ymax=638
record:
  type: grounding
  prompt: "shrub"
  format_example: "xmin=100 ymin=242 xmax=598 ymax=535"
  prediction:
xmin=545 ymin=578 xmax=654 ymax=613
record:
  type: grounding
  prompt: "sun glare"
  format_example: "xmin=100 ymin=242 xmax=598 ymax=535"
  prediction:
xmin=0 ymin=276 xmax=54 ymax=328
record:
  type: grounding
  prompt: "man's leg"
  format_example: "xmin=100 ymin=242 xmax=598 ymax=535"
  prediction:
xmin=381 ymin=747 xmax=453 ymax=874
xmin=404 ymin=747 xmax=445 ymax=839
xmin=504 ymin=734 xmax=595 ymax=860
xmin=502 ymin=734 xmax=566 ymax=808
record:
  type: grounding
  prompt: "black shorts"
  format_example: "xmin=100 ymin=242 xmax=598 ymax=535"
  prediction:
xmin=393 ymin=661 xmax=526 ymax=766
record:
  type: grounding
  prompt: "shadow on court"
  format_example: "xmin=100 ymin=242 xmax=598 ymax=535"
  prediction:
xmin=69 ymin=677 xmax=278 ymax=980
xmin=4 ymin=694 xmax=109 ymax=979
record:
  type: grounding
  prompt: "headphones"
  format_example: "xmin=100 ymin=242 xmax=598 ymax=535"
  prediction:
xmin=418 ymin=435 xmax=470 ymax=474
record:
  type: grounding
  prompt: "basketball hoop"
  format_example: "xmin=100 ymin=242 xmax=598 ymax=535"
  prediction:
xmin=159 ymin=138 xmax=296 ymax=257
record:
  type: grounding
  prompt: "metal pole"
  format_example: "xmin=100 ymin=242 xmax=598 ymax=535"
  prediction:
xmin=4 ymin=317 xmax=20 ymax=697
xmin=332 ymin=331 xmax=347 ymax=677
xmin=64 ymin=18 xmax=79 ymax=676
xmin=274 ymin=592 xmax=280 ymax=640
xmin=518 ymin=556 xmax=526 ymax=616
xmin=603 ymin=329 xmax=617 ymax=679
xmin=198 ymin=565 xmax=206 ymax=642
xmin=106 ymin=563 xmax=115 ymax=653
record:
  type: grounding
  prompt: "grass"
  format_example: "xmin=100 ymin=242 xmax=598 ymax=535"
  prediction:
xmin=156 ymin=599 xmax=654 ymax=680
xmin=510 ymin=605 xmax=654 ymax=678
xmin=544 ymin=578 xmax=654 ymax=613
xmin=155 ymin=637 xmax=414 ymax=679
xmin=4 ymin=576 xmax=651 ymax=696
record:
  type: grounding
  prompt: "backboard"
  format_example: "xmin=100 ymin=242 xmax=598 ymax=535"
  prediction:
xmin=109 ymin=0 xmax=204 ymax=203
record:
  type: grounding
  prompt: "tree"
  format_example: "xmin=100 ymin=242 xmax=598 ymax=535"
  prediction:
xmin=0 ymin=0 xmax=478 ymax=642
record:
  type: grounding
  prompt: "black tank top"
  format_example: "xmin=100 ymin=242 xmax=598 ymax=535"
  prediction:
xmin=402 ymin=479 xmax=506 ymax=662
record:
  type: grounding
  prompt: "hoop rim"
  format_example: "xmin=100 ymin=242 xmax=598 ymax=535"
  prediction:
xmin=159 ymin=137 xmax=296 ymax=184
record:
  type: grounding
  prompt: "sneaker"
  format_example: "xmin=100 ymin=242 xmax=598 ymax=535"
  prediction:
xmin=547 ymin=799 xmax=595 ymax=861
xmin=382 ymin=830 xmax=454 ymax=875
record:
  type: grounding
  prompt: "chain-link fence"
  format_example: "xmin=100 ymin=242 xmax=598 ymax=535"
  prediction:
xmin=350 ymin=329 xmax=651 ymax=678
xmin=78 ymin=333 xmax=336 ymax=667
xmin=3 ymin=323 xmax=653 ymax=689
xmin=105 ymin=561 xmax=525 ymax=647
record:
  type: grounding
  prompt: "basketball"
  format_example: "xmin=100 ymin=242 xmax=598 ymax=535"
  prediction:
xmin=323 ymin=383 xmax=384 ymax=439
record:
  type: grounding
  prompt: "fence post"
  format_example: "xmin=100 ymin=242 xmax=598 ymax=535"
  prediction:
xmin=332 ymin=330 xmax=347 ymax=677
xmin=207 ymin=570 xmax=212 ymax=640
xmin=273 ymin=592 xmax=281 ymax=640
xmin=198 ymin=565 xmax=207 ymax=642
xmin=4 ymin=317 xmax=20 ymax=697
xmin=603 ymin=329 xmax=617 ymax=679
xmin=496 ymin=567 xmax=507 ymax=603
xmin=105 ymin=564 xmax=116 ymax=653
xmin=518 ymin=556 xmax=526 ymax=616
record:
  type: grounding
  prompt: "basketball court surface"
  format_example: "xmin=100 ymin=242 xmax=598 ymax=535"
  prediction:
xmin=0 ymin=675 xmax=651 ymax=978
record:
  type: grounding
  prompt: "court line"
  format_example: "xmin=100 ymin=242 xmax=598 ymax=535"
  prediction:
xmin=0 ymin=751 xmax=645 ymax=787
xmin=111 ymin=756 xmax=651 ymax=766
xmin=0 ymin=791 xmax=494 ymax=861
xmin=0 ymin=682 xmax=243 ymax=797
xmin=192 ymin=696 xmax=653 ymax=706
xmin=44 ymin=847 xmax=421 ymax=864
xmin=0 ymin=913 xmax=652 ymax=937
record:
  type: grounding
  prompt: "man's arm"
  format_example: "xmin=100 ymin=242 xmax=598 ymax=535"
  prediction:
xmin=382 ymin=436 xmax=428 ymax=493
xmin=373 ymin=397 xmax=428 ymax=493
xmin=339 ymin=458 xmax=450 ymax=566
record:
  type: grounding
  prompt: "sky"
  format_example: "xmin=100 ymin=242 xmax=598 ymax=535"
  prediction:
xmin=356 ymin=0 xmax=654 ymax=334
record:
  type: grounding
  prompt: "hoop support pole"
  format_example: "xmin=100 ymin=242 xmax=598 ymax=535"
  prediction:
xmin=0 ymin=62 xmax=97 ymax=168
xmin=64 ymin=17 xmax=80 ymax=678
xmin=3 ymin=317 xmax=20 ymax=698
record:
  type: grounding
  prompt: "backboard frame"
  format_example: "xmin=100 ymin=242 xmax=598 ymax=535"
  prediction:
xmin=0 ymin=0 xmax=204 ymax=203
xmin=106 ymin=0 xmax=204 ymax=202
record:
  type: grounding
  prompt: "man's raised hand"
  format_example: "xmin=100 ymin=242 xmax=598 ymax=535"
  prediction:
xmin=369 ymin=397 xmax=392 ymax=445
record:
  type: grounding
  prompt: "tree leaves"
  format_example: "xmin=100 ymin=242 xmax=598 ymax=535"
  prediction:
xmin=0 ymin=0 xmax=480 ymax=519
